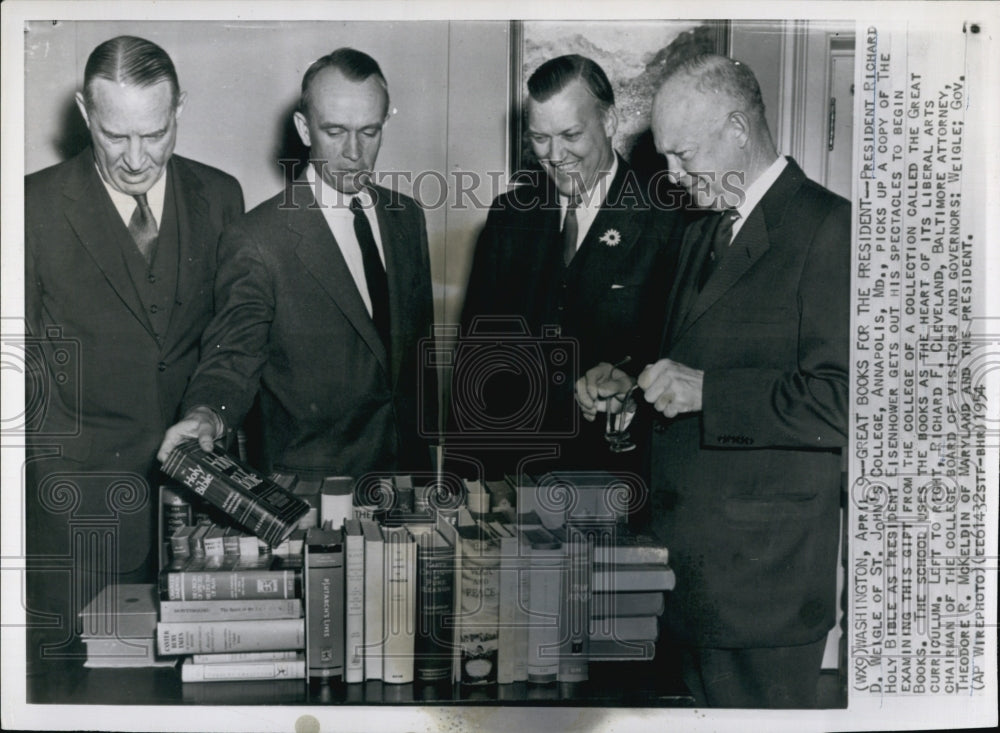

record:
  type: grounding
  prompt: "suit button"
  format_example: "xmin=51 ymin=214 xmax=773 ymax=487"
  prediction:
xmin=158 ymin=362 xmax=167 ymax=372
xmin=150 ymin=304 xmax=158 ymax=313
xmin=653 ymin=421 xmax=667 ymax=434
xmin=148 ymin=274 xmax=157 ymax=283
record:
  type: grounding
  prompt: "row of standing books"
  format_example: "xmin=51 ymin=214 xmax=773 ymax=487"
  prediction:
xmin=127 ymin=443 xmax=675 ymax=684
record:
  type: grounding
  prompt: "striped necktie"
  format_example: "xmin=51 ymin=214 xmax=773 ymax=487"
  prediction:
xmin=128 ymin=193 xmax=158 ymax=263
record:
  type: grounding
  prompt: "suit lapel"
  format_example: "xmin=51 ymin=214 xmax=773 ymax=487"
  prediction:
xmin=162 ymin=157 xmax=209 ymax=348
xmin=670 ymin=160 xmax=806 ymax=341
xmin=663 ymin=214 xmax=713 ymax=347
xmin=371 ymin=187 xmax=411 ymax=386
xmin=291 ymin=193 xmax=390 ymax=376
xmin=62 ymin=153 xmax=156 ymax=338
xmin=678 ymin=207 xmax=771 ymax=334
xmin=575 ymin=158 xmax=644 ymax=265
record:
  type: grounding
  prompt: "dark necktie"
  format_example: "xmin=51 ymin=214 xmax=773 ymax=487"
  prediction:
xmin=351 ymin=197 xmax=391 ymax=355
xmin=562 ymin=195 xmax=580 ymax=266
xmin=128 ymin=193 xmax=158 ymax=263
xmin=696 ymin=209 xmax=740 ymax=291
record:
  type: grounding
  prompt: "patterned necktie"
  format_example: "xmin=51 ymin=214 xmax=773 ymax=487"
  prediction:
xmin=351 ymin=196 xmax=391 ymax=356
xmin=128 ymin=193 xmax=158 ymax=263
xmin=697 ymin=209 xmax=740 ymax=291
xmin=562 ymin=195 xmax=581 ymax=266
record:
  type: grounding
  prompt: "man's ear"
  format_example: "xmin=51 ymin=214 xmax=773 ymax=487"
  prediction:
xmin=727 ymin=110 xmax=751 ymax=148
xmin=74 ymin=92 xmax=91 ymax=129
xmin=174 ymin=90 xmax=188 ymax=120
xmin=292 ymin=110 xmax=311 ymax=148
xmin=602 ymin=105 xmax=620 ymax=139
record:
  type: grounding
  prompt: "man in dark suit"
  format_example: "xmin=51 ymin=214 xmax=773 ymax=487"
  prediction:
xmin=158 ymin=48 xmax=435 ymax=484
xmin=24 ymin=36 xmax=244 ymax=663
xmin=577 ymin=54 xmax=849 ymax=707
xmin=452 ymin=54 xmax=681 ymax=481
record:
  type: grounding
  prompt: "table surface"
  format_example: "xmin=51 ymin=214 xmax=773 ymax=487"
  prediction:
xmin=26 ymin=658 xmax=694 ymax=707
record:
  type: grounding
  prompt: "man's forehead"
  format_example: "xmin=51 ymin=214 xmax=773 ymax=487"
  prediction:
xmin=526 ymin=80 xmax=603 ymax=128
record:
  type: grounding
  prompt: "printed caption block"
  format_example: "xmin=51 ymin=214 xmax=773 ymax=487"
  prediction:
xmin=850 ymin=21 xmax=995 ymax=698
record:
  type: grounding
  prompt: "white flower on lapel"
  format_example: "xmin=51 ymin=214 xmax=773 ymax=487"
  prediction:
xmin=599 ymin=229 xmax=622 ymax=247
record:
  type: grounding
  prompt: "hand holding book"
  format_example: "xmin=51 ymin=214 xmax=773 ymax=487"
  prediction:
xmin=157 ymin=405 xmax=227 ymax=463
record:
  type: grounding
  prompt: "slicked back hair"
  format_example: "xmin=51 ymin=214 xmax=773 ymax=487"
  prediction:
xmin=664 ymin=53 xmax=767 ymax=125
xmin=527 ymin=54 xmax=615 ymax=111
xmin=82 ymin=35 xmax=180 ymax=107
xmin=299 ymin=47 xmax=389 ymax=116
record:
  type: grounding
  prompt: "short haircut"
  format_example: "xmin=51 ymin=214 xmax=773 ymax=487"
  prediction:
xmin=299 ymin=47 xmax=389 ymax=116
xmin=527 ymin=54 xmax=615 ymax=110
xmin=82 ymin=36 xmax=180 ymax=107
xmin=665 ymin=54 xmax=766 ymax=123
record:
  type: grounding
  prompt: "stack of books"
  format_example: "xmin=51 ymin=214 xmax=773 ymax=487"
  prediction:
xmin=78 ymin=583 xmax=173 ymax=668
xmin=149 ymin=446 xmax=674 ymax=690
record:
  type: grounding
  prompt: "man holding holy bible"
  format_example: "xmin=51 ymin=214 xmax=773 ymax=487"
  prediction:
xmin=577 ymin=54 xmax=850 ymax=708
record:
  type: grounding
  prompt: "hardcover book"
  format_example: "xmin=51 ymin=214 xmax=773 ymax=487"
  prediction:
xmin=343 ymin=518 xmax=366 ymax=683
xmin=521 ymin=526 xmax=565 ymax=684
xmin=557 ymin=525 xmax=591 ymax=684
xmin=455 ymin=523 xmax=500 ymax=686
xmin=159 ymin=557 xmax=300 ymax=601
xmin=412 ymin=527 xmax=455 ymax=683
xmin=157 ymin=618 xmax=305 ymax=654
xmin=78 ymin=583 xmax=158 ymax=639
xmin=160 ymin=440 xmax=310 ymax=547
xmin=360 ymin=519 xmax=385 ymax=680
xmin=382 ymin=526 xmax=417 ymax=684
xmin=592 ymin=564 xmax=676 ymax=593
xmin=304 ymin=527 xmax=345 ymax=680
xmin=180 ymin=654 xmax=306 ymax=682
xmin=158 ymin=598 xmax=302 ymax=622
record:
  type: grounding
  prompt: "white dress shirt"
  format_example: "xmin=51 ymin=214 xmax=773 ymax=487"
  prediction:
xmin=729 ymin=155 xmax=789 ymax=242
xmin=558 ymin=155 xmax=619 ymax=251
xmin=306 ymin=163 xmax=386 ymax=318
xmin=98 ymin=165 xmax=168 ymax=228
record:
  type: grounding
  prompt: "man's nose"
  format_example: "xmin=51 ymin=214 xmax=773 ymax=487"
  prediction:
xmin=343 ymin=134 xmax=361 ymax=161
xmin=123 ymin=137 xmax=145 ymax=170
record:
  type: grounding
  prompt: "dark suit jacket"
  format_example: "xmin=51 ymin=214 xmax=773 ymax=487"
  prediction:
xmin=453 ymin=156 xmax=683 ymax=478
xmin=24 ymin=149 xmax=244 ymax=574
xmin=181 ymin=181 xmax=436 ymax=479
xmin=650 ymin=159 xmax=850 ymax=648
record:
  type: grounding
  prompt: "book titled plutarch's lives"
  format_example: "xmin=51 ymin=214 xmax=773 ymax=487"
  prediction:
xmin=160 ymin=440 xmax=309 ymax=547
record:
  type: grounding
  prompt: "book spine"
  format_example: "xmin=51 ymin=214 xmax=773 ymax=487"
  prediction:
xmin=181 ymin=658 xmax=306 ymax=682
xmin=160 ymin=568 xmax=299 ymax=601
xmin=414 ymin=543 xmax=454 ymax=683
xmin=496 ymin=534 xmax=519 ymax=684
xmin=457 ymin=531 xmax=499 ymax=686
xmin=305 ymin=532 xmax=344 ymax=680
xmin=526 ymin=545 xmax=564 ymax=683
xmin=592 ymin=565 xmax=676 ymax=593
xmin=344 ymin=526 xmax=365 ymax=683
xmin=159 ymin=599 xmax=302 ymax=622
xmin=558 ymin=527 xmax=591 ymax=684
xmin=382 ymin=529 xmax=416 ymax=684
xmin=156 ymin=619 xmax=305 ymax=655
xmin=191 ymin=650 xmax=299 ymax=664
xmin=363 ymin=530 xmax=384 ymax=680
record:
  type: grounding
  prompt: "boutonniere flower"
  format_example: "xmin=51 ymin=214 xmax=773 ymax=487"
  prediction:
xmin=599 ymin=229 xmax=622 ymax=247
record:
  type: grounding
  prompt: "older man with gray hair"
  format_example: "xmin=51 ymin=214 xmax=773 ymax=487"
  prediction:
xmin=578 ymin=54 xmax=850 ymax=707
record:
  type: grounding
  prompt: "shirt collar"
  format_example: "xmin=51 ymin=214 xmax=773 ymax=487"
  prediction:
xmin=305 ymin=163 xmax=373 ymax=212
xmin=735 ymin=155 xmax=788 ymax=220
xmin=560 ymin=153 xmax=619 ymax=211
xmin=96 ymin=162 xmax=168 ymax=227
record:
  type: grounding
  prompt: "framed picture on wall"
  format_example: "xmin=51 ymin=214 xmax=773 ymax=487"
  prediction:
xmin=508 ymin=19 xmax=731 ymax=179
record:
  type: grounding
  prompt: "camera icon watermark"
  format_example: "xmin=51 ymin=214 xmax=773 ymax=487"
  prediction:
xmin=1 ymin=320 xmax=81 ymax=437
xmin=421 ymin=317 xmax=579 ymax=442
